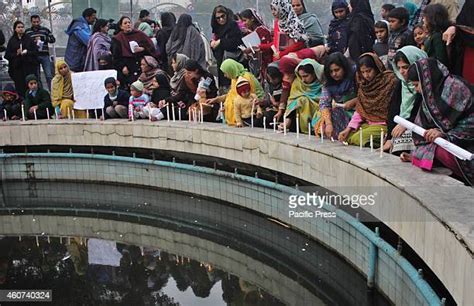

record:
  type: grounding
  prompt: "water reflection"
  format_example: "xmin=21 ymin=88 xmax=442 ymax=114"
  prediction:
xmin=0 ymin=236 xmax=283 ymax=305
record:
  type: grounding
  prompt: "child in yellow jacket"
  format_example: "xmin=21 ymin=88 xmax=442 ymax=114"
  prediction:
xmin=234 ymin=76 xmax=263 ymax=127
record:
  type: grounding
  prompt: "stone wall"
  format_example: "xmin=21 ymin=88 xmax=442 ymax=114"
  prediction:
xmin=0 ymin=120 xmax=472 ymax=305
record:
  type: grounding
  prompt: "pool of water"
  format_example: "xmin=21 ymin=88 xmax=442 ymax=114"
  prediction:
xmin=0 ymin=181 xmax=391 ymax=306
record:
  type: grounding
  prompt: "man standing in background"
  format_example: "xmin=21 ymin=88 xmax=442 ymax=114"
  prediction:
xmin=25 ymin=15 xmax=56 ymax=90
xmin=65 ymin=8 xmax=97 ymax=72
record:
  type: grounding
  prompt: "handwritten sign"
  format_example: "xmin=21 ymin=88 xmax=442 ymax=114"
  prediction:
xmin=72 ymin=70 xmax=117 ymax=110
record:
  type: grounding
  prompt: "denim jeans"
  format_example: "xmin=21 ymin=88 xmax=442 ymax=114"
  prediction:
xmin=37 ymin=55 xmax=53 ymax=91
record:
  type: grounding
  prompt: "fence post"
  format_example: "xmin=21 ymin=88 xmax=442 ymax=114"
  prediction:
xmin=367 ymin=227 xmax=379 ymax=288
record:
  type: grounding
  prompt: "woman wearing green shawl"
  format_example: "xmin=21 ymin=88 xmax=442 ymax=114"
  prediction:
xmin=282 ymin=59 xmax=324 ymax=134
xmin=208 ymin=59 xmax=264 ymax=125
xmin=385 ymin=46 xmax=427 ymax=155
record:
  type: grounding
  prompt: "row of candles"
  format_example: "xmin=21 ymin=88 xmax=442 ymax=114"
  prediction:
xmin=5 ymin=102 xmax=385 ymax=157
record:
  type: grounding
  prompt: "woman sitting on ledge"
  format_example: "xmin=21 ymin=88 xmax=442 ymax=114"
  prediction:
xmin=407 ymin=58 xmax=473 ymax=186
xmin=207 ymin=59 xmax=264 ymax=125
xmin=316 ymin=52 xmax=356 ymax=139
xmin=281 ymin=58 xmax=324 ymax=134
xmin=338 ymin=53 xmax=397 ymax=147
xmin=51 ymin=60 xmax=86 ymax=119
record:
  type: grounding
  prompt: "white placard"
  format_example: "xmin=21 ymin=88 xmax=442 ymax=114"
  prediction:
xmin=394 ymin=116 xmax=473 ymax=161
xmin=72 ymin=70 xmax=117 ymax=110
xmin=87 ymin=238 xmax=122 ymax=267
xmin=242 ymin=31 xmax=261 ymax=49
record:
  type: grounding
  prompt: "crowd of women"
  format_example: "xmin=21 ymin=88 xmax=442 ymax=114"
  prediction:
xmin=0 ymin=0 xmax=473 ymax=186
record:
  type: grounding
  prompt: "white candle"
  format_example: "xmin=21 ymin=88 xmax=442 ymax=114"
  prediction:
xmin=200 ymin=103 xmax=203 ymax=123
xmin=94 ymin=109 xmax=98 ymax=120
xmin=273 ymin=117 xmax=276 ymax=133
xmin=188 ymin=108 xmax=191 ymax=122
xmin=71 ymin=109 xmax=75 ymax=120
xmin=263 ymin=117 xmax=266 ymax=132
xmin=67 ymin=108 xmax=71 ymax=120
xmin=148 ymin=108 xmax=152 ymax=121
xmin=172 ymin=104 xmax=176 ymax=122
xmin=86 ymin=110 xmax=89 ymax=119
xmin=320 ymin=124 xmax=324 ymax=143
xmin=359 ymin=127 xmax=363 ymax=150
xmin=283 ymin=114 xmax=287 ymax=135
xmin=3 ymin=109 xmax=7 ymax=120
xmin=220 ymin=102 xmax=225 ymax=125
xmin=21 ymin=105 xmax=25 ymax=121
xmin=380 ymin=128 xmax=384 ymax=157
xmin=308 ymin=123 xmax=311 ymax=140
xmin=296 ymin=114 xmax=299 ymax=138
xmin=33 ymin=109 xmax=37 ymax=121
xmin=102 ymin=109 xmax=105 ymax=120
xmin=46 ymin=108 xmax=50 ymax=120
xmin=178 ymin=107 xmax=182 ymax=121
xmin=251 ymin=102 xmax=254 ymax=128
xmin=129 ymin=105 xmax=134 ymax=121
xmin=166 ymin=104 xmax=170 ymax=122
xmin=370 ymin=134 xmax=374 ymax=152
xmin=55 ymin=107 xmax=59 ymax=120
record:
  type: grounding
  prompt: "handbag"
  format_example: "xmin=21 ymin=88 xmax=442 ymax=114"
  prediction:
xmin=223 ymin=49 xmax=245 ymax=63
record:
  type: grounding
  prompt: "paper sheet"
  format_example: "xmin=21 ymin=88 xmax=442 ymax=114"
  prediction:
xmin=71 ymin=70 xmax=117 ymax=110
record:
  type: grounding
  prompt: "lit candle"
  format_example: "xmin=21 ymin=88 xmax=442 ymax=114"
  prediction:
xmin=172 ymin=104 xmax=175 ymax=122
xmin=273 ymin=117 xmax=276 ymax=133
xmin=380 ymin=128 xmax=384 ymax=157
xmin=33 ymin=109 xmax=37 ymax=121
xmin=200 ymin=103 xmax=203 ymax=123
xmin=86 ymin=110 xmax=89 ymax=119
xmin=308 ymin=123 xmax=311 ymax=140
xmin=21 ymin=105 xmax=25 ymax=121
xmin=359 ymin=127 xmax=363 ymax=150
xmin=283 ymin=114 xmax=287 ymax=136
xmin=166 ymin=104 xmax=170 ymax=122
xmin=220 ymin=102 xmax=225 ymax=125
xmin=46 ymin=108 xmax=50 ymax=120
xmin=55 ymin=107 xmax=59 ymax=120
xmin=263 ymin=116 xmax=266 ymax=132
xmin=129 ymin=105 xmax=134 ymax=121
xmin=320 ymin=124 xmax=324 ymax=143
xmin=71 ymin=109 xmax=75 ymax=120
xmin=67 ymin=108 xmax=71 ymax=120
xmin=178 ymin=107 xmax=182 ymax=121
xmin=3 ymin=109 xmax=7 ymax=121
xmin=94 ymin=109 xmax=98 ymax=120
xmin=370 ymin=134 xmax=374 ymax=152
xmin=251 ymin=102 xmax=254 ymax=128
xmin=296 ymin=114 xmax=299 ymax=138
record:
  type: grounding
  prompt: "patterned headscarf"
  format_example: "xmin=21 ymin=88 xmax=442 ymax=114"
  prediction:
xmin=271 ymin=0 xmax=307 ymax=42
xmin=355 ymin=53 xmax=397 ymax=122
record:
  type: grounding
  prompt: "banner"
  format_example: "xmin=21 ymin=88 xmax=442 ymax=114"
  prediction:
xmin=71 ymin=70 xmax=117 ymax=110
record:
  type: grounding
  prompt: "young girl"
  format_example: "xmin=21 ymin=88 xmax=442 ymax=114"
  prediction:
xmin=1 ymin=84 xmax=23 ymax=120
xmin=338 ymin=53 xmax=397 ymax=147
xmin=373 ymin=20 xmax=389 ymax=66
xmin=327 ymin=0 xmax=350 ymax=54
xmin=423 ymin=4 xmax=450 ymax=66
xmin=412 ymin=23 xmax=427 ymax=49
xmin=282 ymin=59 xmax=324 ymax=134
xmin=104 ymin=77 xmax=130 ymax=119
xmin=240 ymin=9 xmax=273 ymax=82
xmin=317 ymin=52 xmax=356 ymax=139
xmin=234 ymin=77 xmax=263 ymax=127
